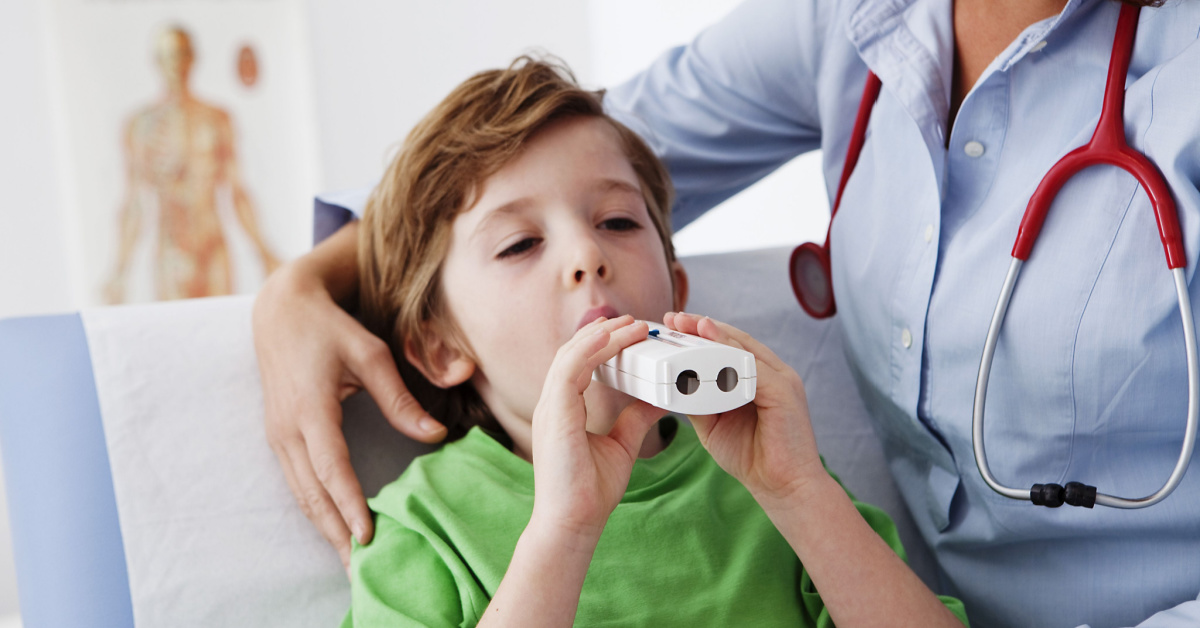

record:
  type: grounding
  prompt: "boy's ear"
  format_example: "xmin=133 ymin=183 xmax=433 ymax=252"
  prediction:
xmin=671 ymin=260 xmax=689 ymax=312
xmin=403 ymin=327 xmax=475 ymax=389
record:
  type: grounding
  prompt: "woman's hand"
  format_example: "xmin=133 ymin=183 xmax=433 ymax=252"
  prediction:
xmin=252 ymin=222 xmax=447 ymax=568
xmin=528 ymin=315 xmax=664 ymax=540
xmin=662 ymin=312 xmax=827 ymax=504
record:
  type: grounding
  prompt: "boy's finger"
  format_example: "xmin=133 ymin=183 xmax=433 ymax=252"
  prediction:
xmin=574 ymin=319 xmax=650 ymax=390
xmin=535 ymin=329 xmax=615 ymax=441
xmin=665 ymin=312 xmax=749 ymax=356
xmin=548 ymin=328 xmax=613 ymax=397
xmin=554 ymin=314 xmax=627 ymax=364
xmin=662 ymin=311 xmax=706 ymax=338
xmin=577 ymin=313 xmax=617 ymax=334
xmin=592 ymin=318 xmax=650 ymax=365
xmin=695 ymin=316 xmax=790 ymax=373
xmin=607 ymin=400 xmax=665 ymax=458
xmin=686 ymin=413 xmax=718 ymax=444
xmin=571 ymin=314 xmax=627 ymax=345
xmin=549 ymin=315 xmax=640 ymax=385
xmin=671 ymin=312 xmax=789 ymax=374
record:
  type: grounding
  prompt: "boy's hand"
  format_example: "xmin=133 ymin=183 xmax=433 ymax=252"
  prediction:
xmin=663 ymin=312 xmax=827 ymax=503
xmin=529 ymin=315 xmax=663 ymax=541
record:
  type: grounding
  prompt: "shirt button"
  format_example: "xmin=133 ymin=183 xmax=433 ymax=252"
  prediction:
xmin=1031 ymin=40 xmax=1048 ymax=52
xmin=924 ymin=224 xmax=934 ymax=243
xmin=901 ymin=328 xmax=913 ymax=349
xmin=964 ymin=141 xmax=985 ymax=158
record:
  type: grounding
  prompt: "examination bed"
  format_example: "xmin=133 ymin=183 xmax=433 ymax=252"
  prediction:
xmin=0 ymin=246 xmax=935 ymax=627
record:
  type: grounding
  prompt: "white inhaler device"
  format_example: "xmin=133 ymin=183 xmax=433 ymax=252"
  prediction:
xmin=592 ymin=321 xmax=757 ymax=415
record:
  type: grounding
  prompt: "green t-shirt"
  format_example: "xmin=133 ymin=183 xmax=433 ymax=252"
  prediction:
xmin=343 ymin=419 xmax=967 ymax=627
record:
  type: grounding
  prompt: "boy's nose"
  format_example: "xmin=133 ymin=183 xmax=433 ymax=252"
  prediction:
xmin=566 ymin=238 xmax=610 ymax=285
xmin=573 ymin=265 xmax=607 ymax=283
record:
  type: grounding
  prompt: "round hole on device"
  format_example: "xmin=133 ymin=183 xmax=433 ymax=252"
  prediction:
xmin=676 ymin=370 xmax=700 ymax=395
xmin=717 ymin=367 xmax=738 ymax=392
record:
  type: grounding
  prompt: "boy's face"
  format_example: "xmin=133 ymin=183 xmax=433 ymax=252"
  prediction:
xmin=437 ymin=116 xmax=686 ymax=438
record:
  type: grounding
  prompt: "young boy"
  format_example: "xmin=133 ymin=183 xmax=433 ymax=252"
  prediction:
xmin=344 ymin=57 xmax=968 ymax=627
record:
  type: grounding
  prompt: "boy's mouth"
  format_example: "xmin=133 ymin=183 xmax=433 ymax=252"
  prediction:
xmin=576 ymin=305 xmax=620 ymax=331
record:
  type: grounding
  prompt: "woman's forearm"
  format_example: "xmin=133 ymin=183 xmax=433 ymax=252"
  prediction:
xmin=755 ymin=475 xmax=963 ymax=628
xmin=280 ymin=220 xmax=361 ymax=307
xmin=476 ymin=517 xmax=600 ymax=628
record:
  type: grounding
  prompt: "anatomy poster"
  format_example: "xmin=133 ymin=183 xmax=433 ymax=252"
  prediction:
xmin=47 ymin=0 xmax=320 ymax=304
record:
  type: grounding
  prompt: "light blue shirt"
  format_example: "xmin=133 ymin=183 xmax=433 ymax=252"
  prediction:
xmin=603 ymin=0 xmax=1200 ymax=627
xmin=315 ymin=0 xmax=1200 ymax=625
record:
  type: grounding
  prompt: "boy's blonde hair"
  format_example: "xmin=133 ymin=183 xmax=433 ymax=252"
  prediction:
xmin=359 ymin=56 xmax=675 ymax=439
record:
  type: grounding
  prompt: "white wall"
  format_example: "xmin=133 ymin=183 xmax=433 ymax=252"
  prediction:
xmin=307 ymin=0 xmax=594 ymax=193
xmin=0 ymin=0 xmax=74 ymax=323
xmin=588 ymin=0 xmax=829 ymax=256
xmin=0 ymin=0 xmax=829 ymax=622
xmin=0 ymin=0 xmax=831 ymax=320
xmin=0 ymin=0 xmax=69 ymax=617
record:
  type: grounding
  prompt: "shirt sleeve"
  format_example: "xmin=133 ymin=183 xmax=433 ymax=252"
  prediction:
xmin=344 ymin=510 xmax=489 ymax=628
xmin=1074 ymin=593 xmax=1200 ymax=628
xmin=603 ymin=0 xmax=832 ymax=231
xmin=313 ymin=188 xmax=371 ymax=246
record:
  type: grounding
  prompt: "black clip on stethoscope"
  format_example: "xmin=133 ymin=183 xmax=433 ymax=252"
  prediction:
xmin=790 ymin=3 xmax=1198 ymax=509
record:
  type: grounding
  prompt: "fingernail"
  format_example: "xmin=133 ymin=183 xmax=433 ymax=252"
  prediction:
xmin=353 ymin=522 xmax=367 ymax=545
xmin=420 ymin=417 xmax=444 ymax=434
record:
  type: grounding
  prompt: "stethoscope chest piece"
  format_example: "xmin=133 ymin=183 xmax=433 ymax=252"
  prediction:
xmin=789 ymin=71 xmax=881 ymax=321
xmin=789 ymin=242 xmax=835 ymax=319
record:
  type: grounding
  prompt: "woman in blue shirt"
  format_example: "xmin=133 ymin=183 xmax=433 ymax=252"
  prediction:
xmin=253 ymin=0 xmax=1200 ymax=626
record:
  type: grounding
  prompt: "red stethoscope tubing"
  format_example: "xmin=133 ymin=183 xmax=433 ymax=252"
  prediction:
xmin=790 ymin=2 xmax=1186 ymax=320
xmin=1014 ymin=5 xmax=1183 ymax=267
xmin=788 ymin=73 xmax=881 ymax=318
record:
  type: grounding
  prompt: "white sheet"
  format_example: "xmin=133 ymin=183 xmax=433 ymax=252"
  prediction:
xmin=83 ymin=295 xmax=349 ymax=627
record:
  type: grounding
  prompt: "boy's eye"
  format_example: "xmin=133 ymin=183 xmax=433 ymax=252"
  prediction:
xmin=600 ymin=217 xmax=640 ymax=231
xmin=497 ymin=237 xmax=540 ymax=259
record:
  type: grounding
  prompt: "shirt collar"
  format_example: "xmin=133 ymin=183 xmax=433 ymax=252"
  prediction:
xmin=842 ymin=0 xmax=1099 ymax=161
xmin=994 ymin=0 xmax=1093 ymax=72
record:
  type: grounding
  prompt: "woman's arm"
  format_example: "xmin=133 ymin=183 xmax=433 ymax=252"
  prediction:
xmin=252 ymin=221 xmax=446 ymax=567
xmin=664 ymin=313 xmax=964 ymax=628
xmin=603 ymin=0 xmax=828 ymax=230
